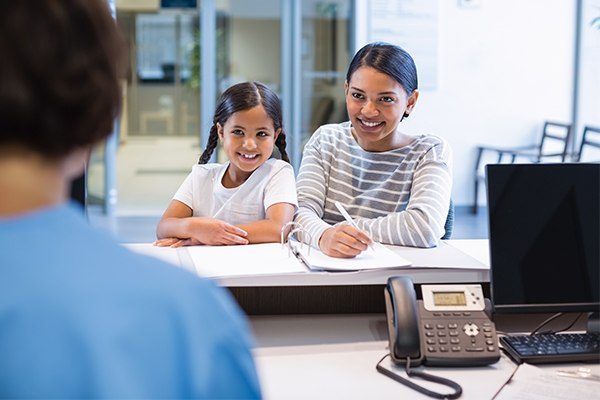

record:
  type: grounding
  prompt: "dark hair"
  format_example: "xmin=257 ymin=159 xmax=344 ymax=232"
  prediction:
xmin=0 ymin=0 xmax=125 ymax=158
xmin=198 ymin=81 xmax=289 ymax=164
xmin=346 ymin=42 xmax=418 ymax=95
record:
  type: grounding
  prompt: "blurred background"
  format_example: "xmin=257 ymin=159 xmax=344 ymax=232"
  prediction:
xmin=88 ymin=0 xmax=600 ymax=241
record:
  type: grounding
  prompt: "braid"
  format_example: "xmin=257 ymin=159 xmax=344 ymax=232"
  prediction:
xmin=198 ymin=125 xmax=219 ymax=164
xmin=275 ymin=131 xmax=290 ymax=163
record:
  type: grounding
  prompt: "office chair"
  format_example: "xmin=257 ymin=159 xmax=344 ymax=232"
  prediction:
xmin=575 ymin=126 xmax=600 ymax=162
xmin=471 ymin=121 xmax=572 ymax=213
xmin=441 ymin=199 xmax=454 ymax=240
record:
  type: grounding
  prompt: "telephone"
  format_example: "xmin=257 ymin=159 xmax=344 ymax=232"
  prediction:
xmin=384 ymin=276 xmax=500 ymax=367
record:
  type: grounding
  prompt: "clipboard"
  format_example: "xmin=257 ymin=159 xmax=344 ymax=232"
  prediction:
xmin=283 ymin=222 xmax=412 ymax=272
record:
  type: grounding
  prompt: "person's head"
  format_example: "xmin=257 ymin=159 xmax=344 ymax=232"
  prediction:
xmin=0 ymin=0 xmax=124 ymax=177
xmin=198 ymin=82 xmax=289 ymax=175
xmin=344 ymin=42 xmax=419 ymax=152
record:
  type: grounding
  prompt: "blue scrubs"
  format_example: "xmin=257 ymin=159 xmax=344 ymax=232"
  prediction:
xmin=0 ymin=204 xmax=260 ymax=398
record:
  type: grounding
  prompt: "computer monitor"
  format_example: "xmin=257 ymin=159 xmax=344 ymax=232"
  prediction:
xmin=486 ymin=163 xmax=599 ymax=314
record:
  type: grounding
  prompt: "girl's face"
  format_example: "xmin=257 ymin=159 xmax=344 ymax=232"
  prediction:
xmin=345 ymin=66 xmax=418 ymax=152
xmin=218 ymin=105 xmax=280 ymax=181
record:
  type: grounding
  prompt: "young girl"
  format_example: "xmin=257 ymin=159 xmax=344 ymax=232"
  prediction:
xmin=295 ymin=42 xmax=452 ymax=257
xmin=155 ymin=81 xmax=297 ymax=247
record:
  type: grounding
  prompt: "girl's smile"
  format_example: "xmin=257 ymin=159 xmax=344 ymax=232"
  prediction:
xmin=218 ymin=105 xmax=280 ymax=187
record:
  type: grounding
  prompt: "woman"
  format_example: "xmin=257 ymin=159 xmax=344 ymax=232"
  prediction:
xmin=295 ymin=42 xmax=452 ymax=258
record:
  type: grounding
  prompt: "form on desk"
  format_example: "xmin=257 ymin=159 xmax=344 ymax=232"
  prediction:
xmin=123 ymin=240 xmax=489 ymax=279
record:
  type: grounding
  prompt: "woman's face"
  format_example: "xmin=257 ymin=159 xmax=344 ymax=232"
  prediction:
xmin=345 ymin=66 xmax=418 ymax=152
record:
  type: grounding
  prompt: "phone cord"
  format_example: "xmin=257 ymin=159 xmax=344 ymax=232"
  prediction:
xmin=376 ymin=354 xmax=463 ymax=399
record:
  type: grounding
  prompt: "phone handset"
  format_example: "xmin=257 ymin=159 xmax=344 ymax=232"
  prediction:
xmin=379 ymin=277 xmax=463 ymax=399
xmin=384 ymin=276 xmax=422 ymax=364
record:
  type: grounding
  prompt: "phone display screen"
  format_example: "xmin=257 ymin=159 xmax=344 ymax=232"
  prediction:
xmin=433 ymin=292 xmax=466 ymax=306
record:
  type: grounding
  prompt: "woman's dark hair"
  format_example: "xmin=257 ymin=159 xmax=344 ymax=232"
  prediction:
xmin=198 ymin=81 xmax=289 ymax=164
xmin=346 ymin=42 xmax=418 ymax=95
xmin=0 ymin=0 xmax=125 ymax=159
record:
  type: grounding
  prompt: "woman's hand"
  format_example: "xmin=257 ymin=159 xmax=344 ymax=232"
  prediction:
xmin=318 ymin=224 xmax=372 ymax=258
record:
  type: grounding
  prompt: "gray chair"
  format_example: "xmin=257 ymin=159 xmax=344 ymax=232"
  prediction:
xmin=472 ymin=121 xmax=572 ymax=213
xmin=575 ymin=126 xmax=600 ymax=162
xmin=441 ymin=199 xmax=454 ymax=240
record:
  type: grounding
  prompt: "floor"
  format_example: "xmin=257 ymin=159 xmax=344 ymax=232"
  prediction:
xmin=89 ymin=205 xmax=489 ymax=243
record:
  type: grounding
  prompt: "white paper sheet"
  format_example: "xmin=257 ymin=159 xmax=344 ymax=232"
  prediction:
xmin=294 ymin=241 xmax=411 ymax=271
xmin=123 ymin=243 xmax=181 ymax=267
xmin=495 ymin=363 xmax=600 ymax=400
xmin=186 ymin=243 xmax=307 ymax=278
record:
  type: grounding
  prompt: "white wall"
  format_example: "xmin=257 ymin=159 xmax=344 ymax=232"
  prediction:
xmin=356 ymin=0 xmax=576 ymax=207
xmin=578 ymin=0 xmax=600 ymax=138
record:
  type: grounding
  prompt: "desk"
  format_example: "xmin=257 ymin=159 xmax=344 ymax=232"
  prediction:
xmin=251 ymin=313 xmax=599 ymax=400
xmin=126 ymin=241 xmax=597 ymax=398
xmin=126 ymin=240 xmax=490 ymax=314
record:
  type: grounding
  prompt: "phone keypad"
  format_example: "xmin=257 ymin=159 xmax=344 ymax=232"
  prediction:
xmin=418 ymin=305 xmax=500 ymax=365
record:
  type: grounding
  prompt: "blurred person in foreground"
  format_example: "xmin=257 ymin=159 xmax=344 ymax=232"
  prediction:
xmin=0 ymin=1 xmax=260 ymax=397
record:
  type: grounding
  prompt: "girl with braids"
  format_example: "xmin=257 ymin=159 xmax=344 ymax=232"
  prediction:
xmin=155 ymin=81 xmax=297 ymax=246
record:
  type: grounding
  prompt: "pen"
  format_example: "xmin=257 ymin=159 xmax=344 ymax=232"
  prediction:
xmin=334 ymin=201 xmax=374 ymax=250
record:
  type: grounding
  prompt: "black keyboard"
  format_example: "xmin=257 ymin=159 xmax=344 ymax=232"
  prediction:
xmin=500 ymin=333 xmax=600 ymax=364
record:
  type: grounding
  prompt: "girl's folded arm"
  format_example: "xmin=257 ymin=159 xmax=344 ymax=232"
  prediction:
xmin=236 ymin=202 xmax=296 ymax=244
xmin=156 ymin=200 xmax=194 ymax=240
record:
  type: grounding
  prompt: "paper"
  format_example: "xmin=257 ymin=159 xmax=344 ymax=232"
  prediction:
xmin=123 ymin=243 xmax=181 ymax=267
xmin=186 ymin=243 xmax=307 ymax=278
xmin=495 ymin=363 xmax=600 ymax=400
xmin=293 ymin=241 xmax=411 ymax=272
xmin=389 ymin=241 xmax=490 ymax=270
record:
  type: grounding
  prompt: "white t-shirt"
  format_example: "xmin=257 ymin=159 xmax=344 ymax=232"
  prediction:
xmin=173 ymin=158 xmax=298 ymax=225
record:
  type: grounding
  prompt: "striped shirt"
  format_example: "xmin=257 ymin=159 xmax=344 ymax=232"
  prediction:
xmin=295 ymin=121 xmax=452 ymax=248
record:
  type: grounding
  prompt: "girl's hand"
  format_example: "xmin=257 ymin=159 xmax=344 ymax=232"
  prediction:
xmin=153 ymin=237 xmax=202 ymax=247
xmin=153 ymin=237 xmax=180 ymax=247
xmin=190 ymin=218 xmax=249 ymax=246
xmin=318 ymin=225 xmax=371 ymax=258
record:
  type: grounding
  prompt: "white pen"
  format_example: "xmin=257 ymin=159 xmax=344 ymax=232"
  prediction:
xmin=334 ymin=201 xmax=374 ymax=250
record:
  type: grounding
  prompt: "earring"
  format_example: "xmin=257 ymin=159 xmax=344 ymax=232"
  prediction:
xmin=403 ymin=112 xmax=410 ymax=119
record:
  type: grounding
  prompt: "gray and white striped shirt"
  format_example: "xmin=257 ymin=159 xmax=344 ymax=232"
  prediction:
xmin=295 ymin=121 xmax=452 ymax=248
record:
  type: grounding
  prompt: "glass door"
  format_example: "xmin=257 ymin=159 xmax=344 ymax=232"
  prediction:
xmin=88 ymin=2 xmax=201 ymax=215
xmin=91 ymin=0 xmax=355 ymax=217
xmin=299 ymin=0 xmax=353 ymax=155
xmin=213 ymin=0 xmax=282 ymax=163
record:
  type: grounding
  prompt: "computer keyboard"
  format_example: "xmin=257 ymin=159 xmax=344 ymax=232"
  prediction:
xmin=500 ymin=332 xmax=600 ymax=364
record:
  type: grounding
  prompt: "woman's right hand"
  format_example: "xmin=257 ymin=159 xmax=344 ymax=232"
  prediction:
xmin=189 ymin=218 xmax=249 ymax=245
xmin=318 ymin=225 xmax=372 ymax=258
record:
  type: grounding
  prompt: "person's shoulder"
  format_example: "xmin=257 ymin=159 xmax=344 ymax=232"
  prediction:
xmin=98 ymin=241 xmax=231 ymax=312
xmin=255 ymin=159 xmax=295 ymax=185
xmin=412 ymin=134 xmax=449 ymax=151
xmin=314 ymin=121 xmax=351 ymax=138
xmin=307 ymin=121 xmax=352 ymax=148
xmin=412 ymin=134 xmax=452 ymax=162
xmin=265 ymin=158 xmax=293 ymax=173
xmin=191 ymin=162 xmax=224 ymax=173
xmin=189 ymin=162 xmax=226 ymax=180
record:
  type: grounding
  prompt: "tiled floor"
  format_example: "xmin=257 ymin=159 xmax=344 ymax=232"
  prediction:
xmin=89 ymin=205 xmax=489 ymax=244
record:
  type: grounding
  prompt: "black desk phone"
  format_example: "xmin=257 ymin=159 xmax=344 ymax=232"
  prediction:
xmin=384 ymin=277 xmax=500 ymax=367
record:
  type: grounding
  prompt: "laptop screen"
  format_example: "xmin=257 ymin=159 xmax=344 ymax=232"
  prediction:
xmin=486 ymin=163 xmax=599 ymax=313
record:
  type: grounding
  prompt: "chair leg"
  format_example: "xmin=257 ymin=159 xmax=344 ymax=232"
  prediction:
xmin=472 ymin=178 xmax=479 ymax=214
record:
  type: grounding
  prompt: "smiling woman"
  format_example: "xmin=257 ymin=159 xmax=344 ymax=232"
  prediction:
xmin=295 ymin=42 xmax=453 ymax=258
